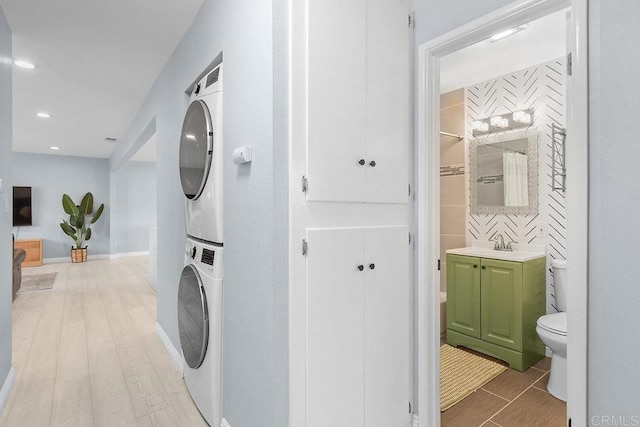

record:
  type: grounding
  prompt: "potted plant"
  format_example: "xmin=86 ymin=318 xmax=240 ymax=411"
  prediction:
xmin=59 ymin=192 xmax=105 ymax=263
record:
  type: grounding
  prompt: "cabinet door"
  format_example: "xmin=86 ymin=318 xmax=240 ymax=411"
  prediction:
xmin=306 ymin=228 xmax=365 ymax=426
xmin=307 ymin=0 xmax=367 ymax=202
xmin=365 ymin=0 xmax=410 ymax=204
xmin=446 ymin=255 xmax=481 ymax=338
xmin=481 ymin=259 xmax=523 ymax=352
xmin=364 ymin=226 xmax=411 ymax=427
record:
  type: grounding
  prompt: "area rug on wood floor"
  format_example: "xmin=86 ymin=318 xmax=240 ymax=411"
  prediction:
xmin=18 ymin=272 xmax=57 ymax=293
xmin=440 ymin=344 xmax=507 ymax=411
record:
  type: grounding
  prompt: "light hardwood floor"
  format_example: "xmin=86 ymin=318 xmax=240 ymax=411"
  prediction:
xmin=0 ymin=256 xmax=207 ymax=427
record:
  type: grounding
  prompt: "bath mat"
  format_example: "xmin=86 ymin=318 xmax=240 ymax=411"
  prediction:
xmin=440 ymin=344 xmax=507 ymax=411
xmin=18 ymin=272 xmax=57 ymax=293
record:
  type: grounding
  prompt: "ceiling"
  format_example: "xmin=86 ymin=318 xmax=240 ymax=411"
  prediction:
xmin=1 ymin=0 xmax=204 ymax=160
xmin=440 ymin=8 xmax=569 ymax=93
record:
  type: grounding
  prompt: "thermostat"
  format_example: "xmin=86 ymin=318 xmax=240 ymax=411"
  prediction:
xmin=233 ymin=145 xmax=252 ymax=164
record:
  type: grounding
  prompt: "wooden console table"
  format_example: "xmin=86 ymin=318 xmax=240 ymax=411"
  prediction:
xmin=14 ymin=239 xmax=43 ymax=267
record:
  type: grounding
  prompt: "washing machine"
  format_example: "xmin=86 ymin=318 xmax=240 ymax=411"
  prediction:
xmin=180 ymin=63 xmax=223 ymax=244
xmin=178 ymin=237 xmax=223 ymax=425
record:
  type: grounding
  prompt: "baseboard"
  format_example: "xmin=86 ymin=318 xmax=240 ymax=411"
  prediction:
xmin=44 ymin=254 xmax=110 ymax=264
xmin=0 ymin=367 xmax=16 ymax=417
xmin=412 ymin=413 xmax=419 ymax=427
xmin=156 ymin=322 xmax=183 ymax=375
xmin=221 ymin=418 xmax=231 ymax=427
xmin=109 ymin=251 xmax=150 ymax=260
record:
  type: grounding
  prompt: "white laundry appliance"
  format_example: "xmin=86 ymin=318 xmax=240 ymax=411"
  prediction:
xmin=180 ymin=63 xmax=224 ymax=245
xmin=178 ymin=237 xmax=223 ymax=425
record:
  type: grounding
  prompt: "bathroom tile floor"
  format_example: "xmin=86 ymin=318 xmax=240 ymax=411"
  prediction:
xmin=441 ymin=345 xmax=567 ymax=427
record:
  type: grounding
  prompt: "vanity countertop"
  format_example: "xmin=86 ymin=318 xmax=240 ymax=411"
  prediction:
xmin=446 ymin=240 xmax=546 ymax=262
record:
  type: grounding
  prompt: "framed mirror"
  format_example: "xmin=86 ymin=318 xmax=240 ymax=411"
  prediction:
xmin=469 ymin=129 xmax=538 ymax=215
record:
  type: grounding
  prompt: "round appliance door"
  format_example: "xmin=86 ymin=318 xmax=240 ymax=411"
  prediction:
xmin=179 ymin=100 xmax=214 ymax=200
xmin=177 ymin=264 xmax=209 ymax=369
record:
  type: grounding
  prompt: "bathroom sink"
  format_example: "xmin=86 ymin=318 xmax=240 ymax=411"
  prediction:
xmin=446 ymin=240 xmax=545 ymax=262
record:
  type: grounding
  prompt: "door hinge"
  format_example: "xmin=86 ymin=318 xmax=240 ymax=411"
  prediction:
xmin=302 ymin=239 xmax=308 ymax=256
xmin=408 ymin=232 xmax=412 ymax=244
xmin=566 ymin=52 xmax=573 ymax=76
xmin=408 ymin=184 xmax=411 ymax=196
xmin=437 ymin=259 xmax=441 ymax=271
xmin=408 ymin=14 xmax=412 ymax=28
xmin=302 ymin=175 xmax=308 ymax=193
xmin=409 ymin=401 xmax=412 ymax=413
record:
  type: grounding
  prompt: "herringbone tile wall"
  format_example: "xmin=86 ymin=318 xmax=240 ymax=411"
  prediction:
xmin=465 ymin=58 xmax=567 ymax=314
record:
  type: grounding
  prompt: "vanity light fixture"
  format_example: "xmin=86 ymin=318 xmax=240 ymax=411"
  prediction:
xmin=50 ymin=146 xmax=60 ymax=151
xmin=36 ymin=112 xmax=51 ymax=118
xmin=471 ymin=120 xmax=489 ymax=132
xmin=513 ymin=110 xmax=532 ymax=124
xmin=14 ymin=60 xmax=35 ymax=69
xmin=490 ymin=116 xmax=509 ymax=128
xmin=488 ymin=24 xmax=528 ymax=43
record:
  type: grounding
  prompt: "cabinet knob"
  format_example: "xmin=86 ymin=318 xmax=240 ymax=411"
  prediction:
xmin=369 ymin=263 xmax=375 ymax=270
xmin=473 ymin=264 xmax=478 ymax=268
xmin=358 ymin=159 xmax=366 ymax=166
xmin=481 ymin=266 xmax=486 ymax=270
xmin=357 ymin=265 xmax=364 ymax=271
xmin=369 ymin=160 xmax=376 ymax=167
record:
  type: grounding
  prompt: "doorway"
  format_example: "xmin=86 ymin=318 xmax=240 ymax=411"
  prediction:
xmin=416 ymin=0 xmax=588 ymax=425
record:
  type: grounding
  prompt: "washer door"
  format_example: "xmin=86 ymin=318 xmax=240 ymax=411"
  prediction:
xmin=178 ymin=264 xmax=209 ymax=369
xmin=179 ymin=100 xmax=214 ymax=200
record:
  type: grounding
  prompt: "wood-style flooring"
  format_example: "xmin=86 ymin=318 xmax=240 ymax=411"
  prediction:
xmin=0 ymin=257 xmax=207 ymax=426
xmin=441 ymin=346 xmax=567 ymax=427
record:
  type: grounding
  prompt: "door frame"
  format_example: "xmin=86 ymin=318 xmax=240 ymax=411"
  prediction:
xmin=416 ymin=0 xmax=588 ymax=425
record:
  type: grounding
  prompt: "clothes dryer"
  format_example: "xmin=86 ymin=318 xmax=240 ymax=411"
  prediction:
xmin=180 ymin=64 xmax=223 ymax=244
xmin=178 ymin=237 xmax=223 ymax=425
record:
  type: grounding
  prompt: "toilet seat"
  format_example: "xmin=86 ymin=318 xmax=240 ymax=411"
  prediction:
xmin=537 ymin=312 xmax=567 ymax=336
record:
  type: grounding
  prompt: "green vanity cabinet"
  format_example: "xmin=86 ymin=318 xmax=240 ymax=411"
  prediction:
xmin=446 ymin=254 xmax=546 ymax=371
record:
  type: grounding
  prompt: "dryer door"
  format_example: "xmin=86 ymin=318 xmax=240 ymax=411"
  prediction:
xmin=179 ymin=100 xmax=214 ymax=200
xmin=178 ymin=264 xmax=209 ymax=369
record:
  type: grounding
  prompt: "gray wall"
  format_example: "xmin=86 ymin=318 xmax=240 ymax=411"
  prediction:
xmin=110 ymin=0 xmax=288 ymax=425
xmin=0 ymin=5 xmax=13 ymax=402
xmin=110 ymin=160 xmax=156 ymax=254
xmin=588 ymin=0 xmax=640 ymax=421
xmin=11 ymin=153 xmax=110 ymax=259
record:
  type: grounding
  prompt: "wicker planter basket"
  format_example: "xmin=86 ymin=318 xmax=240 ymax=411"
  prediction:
xmin=71 ymin=247 xmax=88 ymax=263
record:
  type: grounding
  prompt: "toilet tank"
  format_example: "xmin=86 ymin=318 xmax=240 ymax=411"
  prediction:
xmin=552 ymin=259 xmax=568 ymax=312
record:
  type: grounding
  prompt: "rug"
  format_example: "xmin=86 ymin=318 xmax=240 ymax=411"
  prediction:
xmin=18 ymin=272 xmax=57 ymax=293
xmin=440 ymin=344 xmax=507 ymax=411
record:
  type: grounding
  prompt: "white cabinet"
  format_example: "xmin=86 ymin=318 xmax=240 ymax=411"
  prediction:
xmin=307 ymin=0 xmax=410 ymax=204
xmin=306 ymin=226 xmax=411 ymax=427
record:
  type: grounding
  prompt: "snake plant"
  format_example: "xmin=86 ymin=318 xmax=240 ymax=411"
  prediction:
xmin=59 ymin=192 xmax=105 ymax=249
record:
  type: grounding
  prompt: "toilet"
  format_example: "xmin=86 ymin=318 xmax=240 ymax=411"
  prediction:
xmin=536 ymin=259 xmax=568 ymax=402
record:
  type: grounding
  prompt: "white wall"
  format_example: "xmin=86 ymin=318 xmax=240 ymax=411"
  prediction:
xmin=588 ymin=0 xmax=640 ymax=421
xmin=11 ymin=153 xmax=110 ymax=259
xmin=110 ymin=160 xmax=156 ymax=255
xmin=109 ymin=0 xmax=288 ymax=425
xmin=0 ymin=5 xmax=13 ymax=411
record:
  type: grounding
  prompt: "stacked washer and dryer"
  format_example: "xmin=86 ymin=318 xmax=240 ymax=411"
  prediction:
xmin=177 ymin=63 xmax=224 ymax=426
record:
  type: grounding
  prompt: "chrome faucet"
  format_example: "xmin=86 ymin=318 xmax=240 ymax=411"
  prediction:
xmin=493 ymin=234 xmax=514 ymax=251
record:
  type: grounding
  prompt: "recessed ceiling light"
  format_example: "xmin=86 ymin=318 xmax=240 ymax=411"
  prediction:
xmin=488 ymin=24 xmax=528 ymax=43
xmin=14 ymin=60 xmax=35 ymax=69
xmin=36 ymin=112 xmax=51 ymax=118
xmin=50 ymin=146 xmax=60 ymax=150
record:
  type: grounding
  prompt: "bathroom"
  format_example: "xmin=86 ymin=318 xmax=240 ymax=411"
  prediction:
xmin=436 ymin=8 xmax=571 ymax=425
